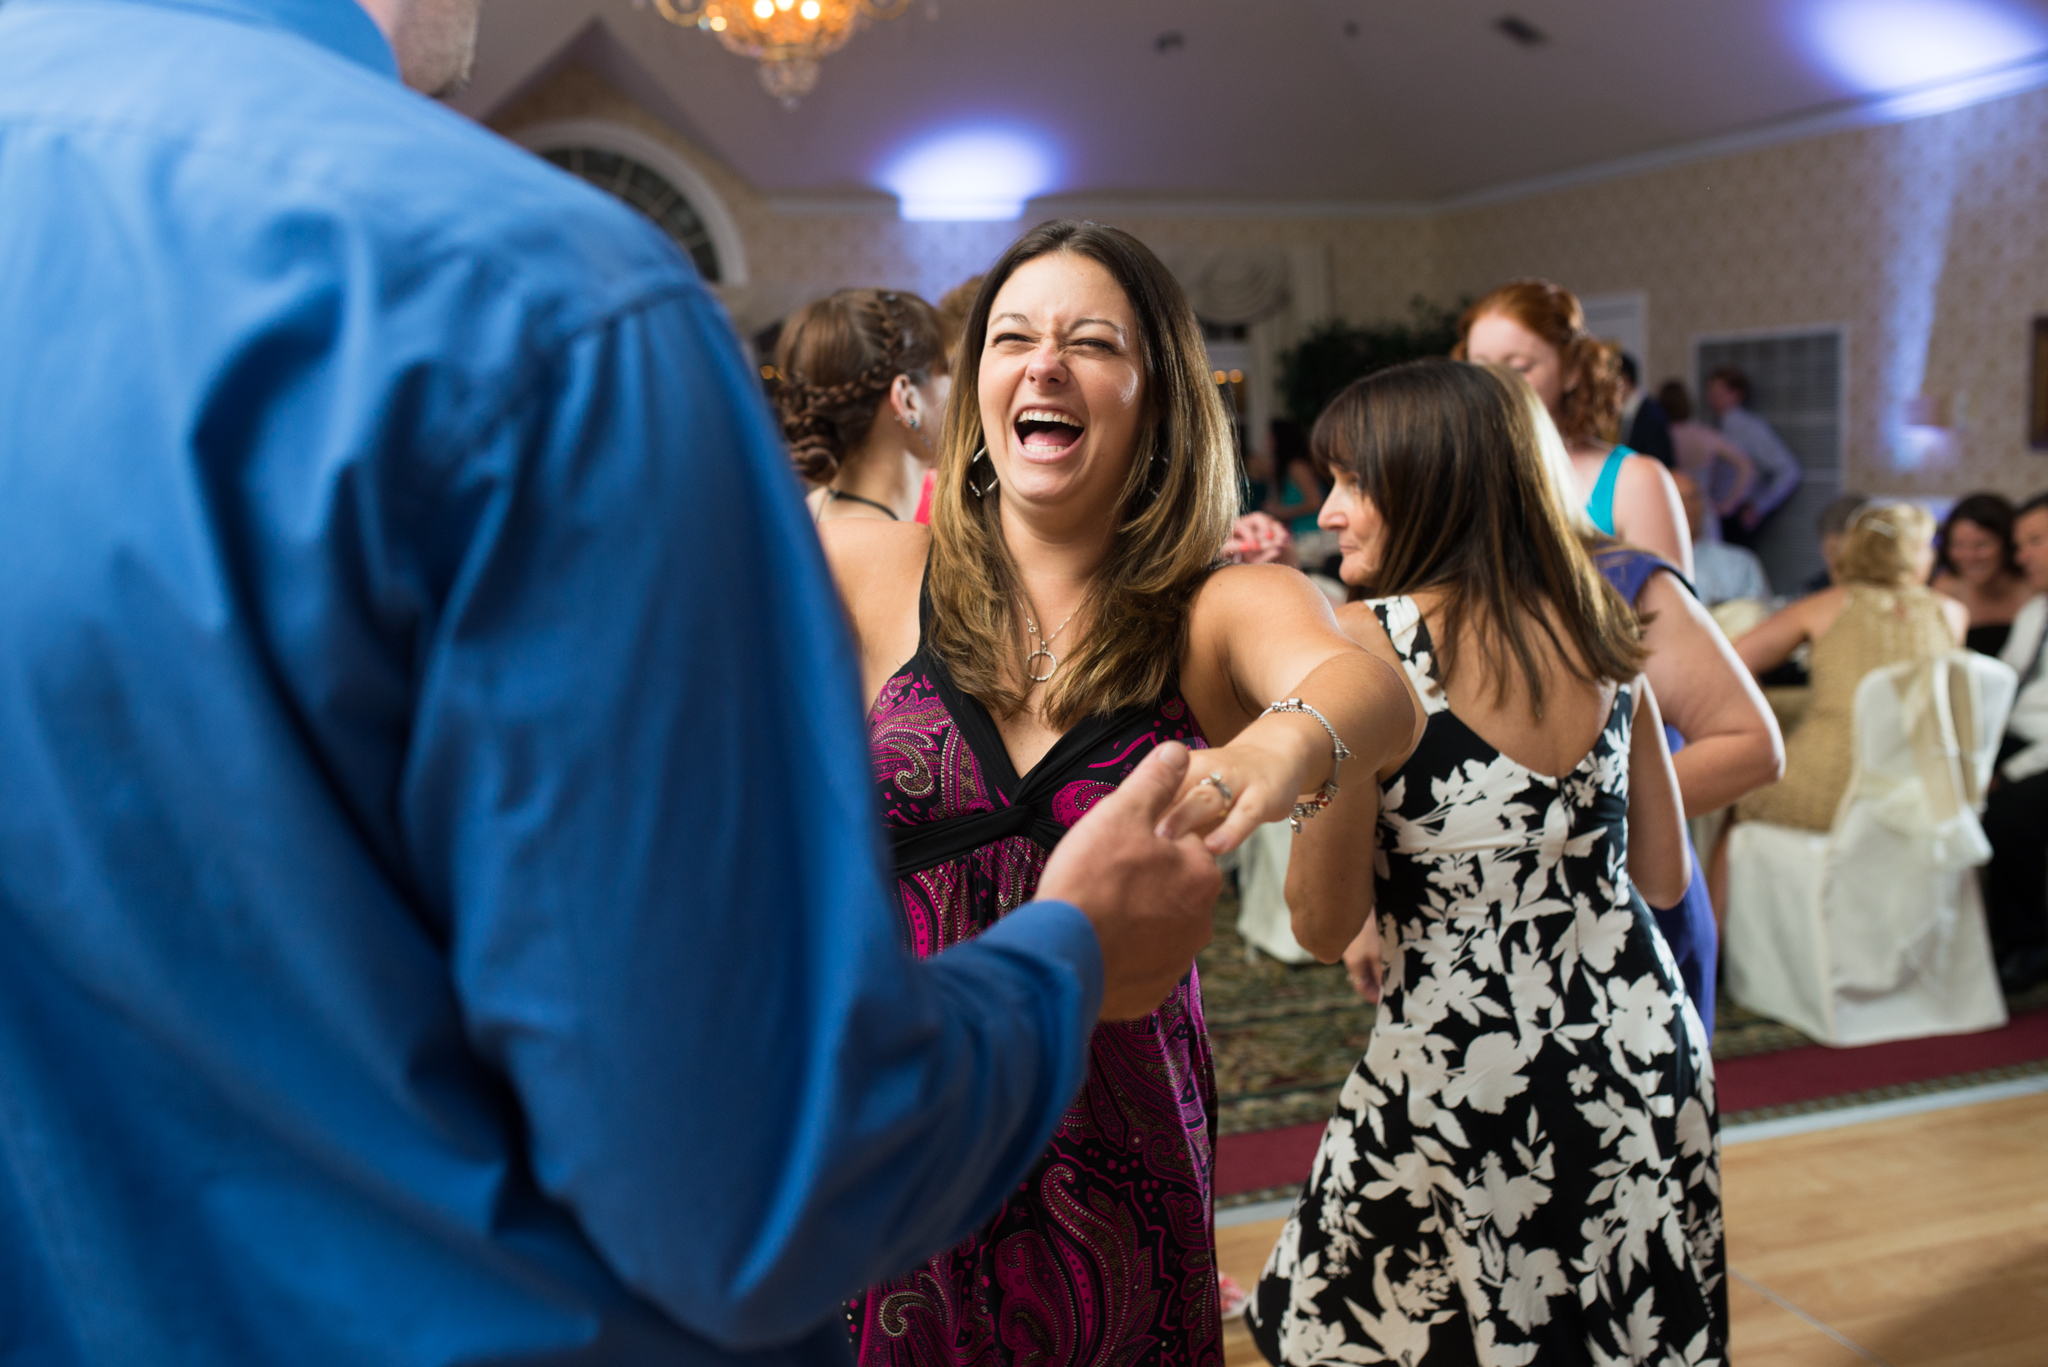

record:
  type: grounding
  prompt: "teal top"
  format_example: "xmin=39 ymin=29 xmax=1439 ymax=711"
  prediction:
xmin=1586 ymin=445 xmax=1633 ymax=535
xmin=1279 ymin=477 xmax=1322 ymax=536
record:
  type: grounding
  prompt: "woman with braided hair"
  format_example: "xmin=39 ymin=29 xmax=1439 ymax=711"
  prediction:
xmin=777 ymin=288 xmax=950 ymax=523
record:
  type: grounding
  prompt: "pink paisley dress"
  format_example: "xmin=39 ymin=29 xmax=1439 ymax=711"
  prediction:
xmin=846 ymin=587 xmax=1222 ymax=1367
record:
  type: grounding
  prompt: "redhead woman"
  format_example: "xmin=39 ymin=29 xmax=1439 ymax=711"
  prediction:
xmin=776 ymin=288 xmax=949 ymax=524
xmin=1458 ymin=279 xmax=1694 ymax=578
xmin=818 ymin=221 xmax=1422 ymax=1367
xmin=1247 ymin=360 xmax=1722 ymax=1366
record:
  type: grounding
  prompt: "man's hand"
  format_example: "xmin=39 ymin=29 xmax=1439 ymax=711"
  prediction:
xmin=1038 ymin=742 xmax=1220 ymax=1020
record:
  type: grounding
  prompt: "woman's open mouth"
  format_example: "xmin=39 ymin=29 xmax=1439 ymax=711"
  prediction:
xmin=1014 ymin=408 xmax=1085 ymax=457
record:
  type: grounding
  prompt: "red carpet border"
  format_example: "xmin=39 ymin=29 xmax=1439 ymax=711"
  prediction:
xmin=1215 ymin=1007 xmax=2048 ymax=1202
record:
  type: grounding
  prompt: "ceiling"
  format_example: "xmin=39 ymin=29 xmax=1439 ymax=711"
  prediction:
xmin=454 ymin=0 xmax=2048 ymax=208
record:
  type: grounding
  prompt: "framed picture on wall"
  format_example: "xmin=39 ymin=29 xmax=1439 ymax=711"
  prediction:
xmin=2034 ymin=317 xmax=2048 ymax=450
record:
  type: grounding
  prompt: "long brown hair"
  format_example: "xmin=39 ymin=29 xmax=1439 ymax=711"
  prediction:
xmin=1452 ymin=279 xmax=1623 ymax=449
xmin=1312 ymin=359 xmax=1645 ymax=717
xmin=773 ymin=288 xmax=945 ymax=482
xmin=926 ymin=221 xmax=1239 ymax=726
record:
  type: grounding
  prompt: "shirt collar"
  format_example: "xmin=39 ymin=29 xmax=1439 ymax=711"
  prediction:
xmin=48 ymin=0 xmax=400 ymax=80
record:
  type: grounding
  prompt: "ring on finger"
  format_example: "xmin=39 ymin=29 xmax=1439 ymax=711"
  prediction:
xmin=1198 ymin=771 xmax=1235 ymax=807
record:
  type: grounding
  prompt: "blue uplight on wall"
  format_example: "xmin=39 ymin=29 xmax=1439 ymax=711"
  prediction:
xmin=880 ymin=128 xmax=1059 ymax=221
xmin=1806 ymin=0 xmax=2048 ymax=93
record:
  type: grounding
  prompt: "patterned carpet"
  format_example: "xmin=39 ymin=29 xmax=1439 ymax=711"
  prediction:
xmin=1199 ymin=883 xmax=2048 ymax=1140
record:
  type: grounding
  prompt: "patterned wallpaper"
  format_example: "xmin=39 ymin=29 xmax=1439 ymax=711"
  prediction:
xmin=1432 ymin=87 xmax=2048 ymax=501
xmin=493 ymin=64 xmax=2048 ymax=499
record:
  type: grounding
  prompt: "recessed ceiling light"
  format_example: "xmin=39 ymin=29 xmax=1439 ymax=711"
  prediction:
xmin=1495 ymin=15 xmax=1547 ymax=47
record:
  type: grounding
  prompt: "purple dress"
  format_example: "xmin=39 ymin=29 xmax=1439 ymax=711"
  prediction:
xmin=847 ymin=596 xmax=1223 ymax=1367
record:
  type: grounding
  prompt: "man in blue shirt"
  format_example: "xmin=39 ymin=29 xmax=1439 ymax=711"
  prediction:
xmin=1706 ymin=366 xmax=1804 ymax=544
xmin=0 ymin=0 xmax=1220 ymax=1362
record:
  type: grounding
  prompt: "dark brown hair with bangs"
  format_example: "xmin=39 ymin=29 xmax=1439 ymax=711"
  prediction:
xmin=926 ymin=220 xmax=1238 ymax=726
xmin=1313 ymin=358 xmax=1645 ymax=717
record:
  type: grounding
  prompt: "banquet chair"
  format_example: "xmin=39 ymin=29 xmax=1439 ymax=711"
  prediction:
xmin=1725 ymin=650 xmax=2018 ymax=1046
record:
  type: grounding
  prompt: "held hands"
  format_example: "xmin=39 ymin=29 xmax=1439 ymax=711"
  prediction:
xmin=1038 ymin=742 xmax=1220 ymax=1020
xmin=1156 ymin=730 xmax=1315 ymax=856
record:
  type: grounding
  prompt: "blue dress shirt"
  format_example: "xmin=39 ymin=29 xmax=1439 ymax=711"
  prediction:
xmin=0 ymin=1 xmax=1104 ymax=1362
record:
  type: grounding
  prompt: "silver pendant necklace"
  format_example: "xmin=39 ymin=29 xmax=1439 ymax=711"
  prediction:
xmin=1021 ymin=600 xmax=1084 ymax=684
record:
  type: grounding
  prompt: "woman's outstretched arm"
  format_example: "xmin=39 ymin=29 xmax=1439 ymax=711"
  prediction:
xmin=1162 ymin=567 xmax=1422 ymax=936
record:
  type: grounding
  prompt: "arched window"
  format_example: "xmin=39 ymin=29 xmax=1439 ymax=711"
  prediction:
xmin=512 ymin=119 xmax=750 ymax=289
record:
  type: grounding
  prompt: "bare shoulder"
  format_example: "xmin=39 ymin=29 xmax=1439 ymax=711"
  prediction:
xmin=1622 ymin=450 xmax=1671 ymax=483
xmin=817 ymin=520 xmax=929 ymax=597
xmin=1931 ymin=588 xmax=1971 ymax=640
xmin=1334 ymin=599 xmax=1396 ymax=655
xmin=1619 ymin=452 xmax=1679 ymax=493
xmin=1189 ymin=562 xmax=1337 ymax=625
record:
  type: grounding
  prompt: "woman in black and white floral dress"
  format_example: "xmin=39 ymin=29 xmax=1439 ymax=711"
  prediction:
xmin=1247 ymin=361 xmax=1725 ymax=1366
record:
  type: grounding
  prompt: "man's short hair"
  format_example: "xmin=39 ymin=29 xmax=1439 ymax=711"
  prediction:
xmin=2017 ymin=490 xmax=2048 ymax=521
xmin=1818 ymin=492 xmax=1868 ymax=536
xmin=1618 ymin=352 xmax=1640 ymax=386
xmin=1708 ymin=365 xmax=1751 ymax=402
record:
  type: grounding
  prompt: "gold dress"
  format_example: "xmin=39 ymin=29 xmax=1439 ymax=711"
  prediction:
xmin=1739 ymin=584 xmax=1956 ymax=831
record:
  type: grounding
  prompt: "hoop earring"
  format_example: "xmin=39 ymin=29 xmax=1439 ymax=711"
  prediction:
xmin=967 ymin=445 xmax=998 ymax=499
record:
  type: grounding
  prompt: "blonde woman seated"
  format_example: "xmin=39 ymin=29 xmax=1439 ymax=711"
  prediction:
xmin=1733 ymin=503 xmax=1968 ymax=832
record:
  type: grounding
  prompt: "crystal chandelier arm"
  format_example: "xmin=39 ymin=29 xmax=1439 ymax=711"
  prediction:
xmin=651 ymin=0 xmax=711 ymax=25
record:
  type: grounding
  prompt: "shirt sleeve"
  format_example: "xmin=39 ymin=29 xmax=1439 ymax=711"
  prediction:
xmin=394 ymin=286 xmax=1103 ymax=1350
xmin=1727 ymin=410 xmax=1803 ymax=516
xmin=1999 ymin=598 xmax=2046 ymax=673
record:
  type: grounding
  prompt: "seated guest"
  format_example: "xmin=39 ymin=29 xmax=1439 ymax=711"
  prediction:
xmin=1734 ymin=504 xmax=1967 ymax=832
xmin=1619 ymin=351 xmax=1676 ymax=466
xmin=1458 ymin=278 xmax=1694 ymax=576
xmin=1799 ymin=492 xmax=1873 ymax=593
xmin=1679 ymin=471 xmax=1772 ymax=605
xmin=1931 ymin=492 xmax=2033 ymax=657
xmin=778 ymin=289 xmax=949 ymax=524
xmin=1661 ymin=378 xmax=1756 ymax=541
xmin=1985 ymin=493 xmax=2048 ymax=991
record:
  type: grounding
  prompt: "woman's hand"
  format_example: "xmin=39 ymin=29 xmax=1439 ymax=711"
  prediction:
xmin=1227 ymin=512 xmax=1295 ymax=566
xmin=1342 ymin=915 xmax=1383 ymax=1002
xmin=1154 ymin=728 xmax=1320 ymax=855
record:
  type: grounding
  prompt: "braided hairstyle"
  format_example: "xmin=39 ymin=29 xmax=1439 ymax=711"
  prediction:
xmin=1454 ymin=279 xmax=1624 ymax=449
xmin=773 ymin=289 xmax=946 ymax=483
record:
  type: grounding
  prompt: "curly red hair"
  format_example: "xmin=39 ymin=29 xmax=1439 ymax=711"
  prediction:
xmin=1453 ymin=280 xmax=1623 ymax=449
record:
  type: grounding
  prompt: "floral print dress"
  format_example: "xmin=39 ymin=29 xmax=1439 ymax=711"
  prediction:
xmin=1247 ymin=597 xmax=1725 ymax=1367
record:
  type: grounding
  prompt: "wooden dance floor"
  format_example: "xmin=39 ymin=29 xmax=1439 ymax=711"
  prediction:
xmin=1217 ymin=1088 xmax=2048 ymax=1366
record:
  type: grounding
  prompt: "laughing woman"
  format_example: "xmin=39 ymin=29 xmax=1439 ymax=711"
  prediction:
xmin=819 ymin=221 xmax=1423 ymax=1367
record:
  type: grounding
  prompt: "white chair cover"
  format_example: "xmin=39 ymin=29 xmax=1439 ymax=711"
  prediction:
xmin=1726 ymin=651 xmax=2018 ymax=1046
xmin=1232 ymin=819 xmax=1316 ymax=964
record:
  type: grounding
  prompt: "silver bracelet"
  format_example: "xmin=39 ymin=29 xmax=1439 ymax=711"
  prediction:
xmin=1259 ymin=698 xmax=1352 ymax=832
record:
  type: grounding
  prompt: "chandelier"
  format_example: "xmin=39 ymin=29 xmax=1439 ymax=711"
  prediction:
xmin=651 ymin=0 xmax=915 ymax=106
